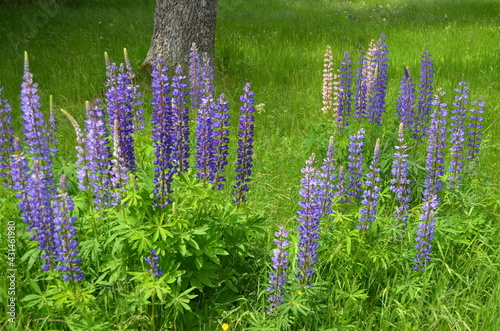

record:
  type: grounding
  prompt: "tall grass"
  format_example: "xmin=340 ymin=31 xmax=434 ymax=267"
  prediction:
xmin=1 ymin=0 xmax=499 ymax=329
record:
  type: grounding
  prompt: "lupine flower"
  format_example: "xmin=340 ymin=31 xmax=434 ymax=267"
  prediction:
xmin=413 ymin=194 xmax=438 ymax=271
xmin=201 ymin=53 xmax=215 ymax=102
xmin=123 ymin=48 xmax=145 ymax=132
xmin=60 ymin=108 xmax=88 ymax=191
xmin=84 ymin=100 xmax=117 ymax=209
xmin=335 ymin=51 xmax=353 ymax=129
xmin=267 ymin=225 xmax=290 ymax=314
xmin=195 ymin=98 xmax=216 ymax=184
xmin=110 ymin=119 xmax=129 ymax=194
xmin=151 ymin=58 xmax=173 ymax=206
xmin=171 ymin=64 xmax=190 ymax=174
xmin=389 ymin=123 xmax=411 ymax=235
xmin=318 ymin=136 xmax=337 ymax=216
xmin=346 ymin=128 xmax=366 ymax=202
xmin=423 ymin=89 xmax=448 ymax=201
xmin=0 ymin=86 xmax=14 ymax=182
xmin=415 ymin=50 xmax=434 ymax=140
xmin=105 ymin=54 xmax=136 ymax=171
xmin=396 ymin=67 xmax=417 ymax=130
xmin=212 ymin=93 xmax=230 ymax=190
xmin=448 ymin=81 xmax=468 ymax=188
xmin=465 ymin=99 xmax=484 ymax=165
xmin=336 ymin=165 xmax=348 ymax=203
xmin=354 ymin=42 xmax=376 ymax=120
xmin=144 ymin=249 xmax=163 ymax=278
xmin=188 ymin=43 xmax=203 ymax=111
xmin=20 ymin=52 xmax=54 ymax=189
xmin=296 ymin=154 xmax=322 ymax=287
xmin=10 ymin=138 xmax=32 ymax=220
xmin=358 ymin=139 xmax=381 ymax=230
xmin=322 ymin=45 xmax=334 ymax=115
xmin=368 ymin=32 xmax=389 ymax=126
xmin=53 ymin=175 xmax=84 ymax=281
xmin=233 ymin=83 xmax=255 ymax=204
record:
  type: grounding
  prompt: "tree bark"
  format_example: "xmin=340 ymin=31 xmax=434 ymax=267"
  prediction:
xmin=142 ymin=0 xmax=218 ymax=69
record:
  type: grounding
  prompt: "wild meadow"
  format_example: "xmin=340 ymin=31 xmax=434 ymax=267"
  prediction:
xmin=1 ymin=0 xmax=499 ymax=330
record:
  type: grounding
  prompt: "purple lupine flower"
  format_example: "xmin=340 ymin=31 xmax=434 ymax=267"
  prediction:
xmin=53 ymin=175 xmax=84 ymax=281
xmin=212 ymin=93 xmax=230 ymax=190
xmin=322 ymin=45 xmax=334 ymax=115
xmin=151 ymin=58 xmax=174 ymax=206
xmin=171 ymin=64 xmax=190 ymax=174
xmin=396 ymin=67 xmax=417 ymax=130
xmin=0 ymin=86 xmax=14 ymax=182
xmin=413 ymin=194 xmax=438 ymax=271
xmin=296 ymin=154 xmax=322 ymax=287
xmin=233 ymin=83 xmax=255 ymax=204
xmin=267 ymin=224 xmax=290 ymax=314
xmin=104 ymin=54 xmax=136 ymax=171
xmin=123 ymin=48 xmax=145 ymax=132
xmin=389 ymin=123 xmax=411 ymax=235
xmin=368 ymin=32 xmax=389 ymax=126
xmin=201 ymin=53 xmax=215 ymax=103
xmin=415 ymin=50 xmax=435 ymax=141
xmin=448 ymin=81 xmax=468 ymax=188
xmin=354 ymin=42 xmax=376 ymax=121
xmin=29 ymin=161 xmax=57 ymax=271
xmin=110 ymin=119 xmax=129 ymax=194
xmin=61 ymin=108 xmax=89 ymax=191
xmin=336 ymin=51 xmax=353 ymax=129
xmin=188 ymin=43 xmax=203 ymax=111
xmin=20 ymin=52 xmax=54 ymax=189
xmin=346 ymin=128 xmax=366 ymax=202
xmin=318 ymin=136 xmax=337 ymax=216
xmin=336 ymin=165 xmax=348 ymax=203
xmin=195 ymin=98 xmax=216 ymax=185
xmin=423 ymin=89 xmax=448 ymax=201
xmin=465 ymin=99 xmax=484 ymax=166
xmin=358 ymin=138 xmax=381 ymax=230
xmin=144 ymin=249 xmax=163 ymax=278
xmin=84 ymin=100 xmax=117 ymax=209
xmin=10 ymin=138 xmax=32 ymax=219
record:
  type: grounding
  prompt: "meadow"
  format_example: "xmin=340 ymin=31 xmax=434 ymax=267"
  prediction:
xmin=0 ymin=0 xmax=499 ymax=330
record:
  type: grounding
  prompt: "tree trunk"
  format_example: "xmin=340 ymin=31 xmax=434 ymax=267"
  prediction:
xmin=142 ymin=0 xmax=218 ymax=69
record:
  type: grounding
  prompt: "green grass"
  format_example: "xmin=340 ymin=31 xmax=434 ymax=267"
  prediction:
xmin=1 ymin=0 xmax=499 ymax=329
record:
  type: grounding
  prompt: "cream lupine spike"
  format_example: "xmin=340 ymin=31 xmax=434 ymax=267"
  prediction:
xmin=322 ymin=45 xmax=334 ymax=115
xmin=60 ymin=108 xmax=84 ymax=145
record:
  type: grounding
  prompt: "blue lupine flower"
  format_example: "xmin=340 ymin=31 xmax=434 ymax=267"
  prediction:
xmin=465 ymin=99 xmax=484 ymax=165
xmin=413 ymin=194 xmax=438 ymax=271
xmin=212 ymin=93 xmax=230 ymax=190
xmin=296 ymin=154 xmax=322 ymax=287
xmin=151 ymin=58 xmax=173 ymax=206
xmin=354 ymin=44 xmax=375 ymax=120
xmin=396 ymin=67 xmax=416 ymax=130
xmin=171 ymin=64 xmax=190 ymax=174
xmin=423 ymin=89 xmax=448 ymax=202
xmin=123 ymin=48 xmax=145 ymax=132
xmin=188 ymin=43 xmax=203 ymax=111
xmin=346 ymin=128 xmax=366 ymax=202
xmin=368 ymin=32 xmax=389 ymax=126
xmin=415 ymin=50 xmax=434 ymax=140
xmin=389 ymin=123 xmax=411 ymax=235
xmin=448 ymin=81 xmax=468 ymax=188
xmin=53 ymin=175 xmax=84 ymax=281
xmin=195 ymin=97 xmax=216 ymax=184
xmin=358 ymin=139 xmax=381 ymax=230
xmin=0 ymin=86 xmax=14 ymax=182
xmin=233 ymin=83 xmax=255 ymax=204
xmin=267 ymin=224 xmax=290 ymax=314
xmin=144 ymin=249 xmax=163 ymax=278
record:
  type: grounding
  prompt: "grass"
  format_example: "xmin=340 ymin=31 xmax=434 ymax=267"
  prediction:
xmin=0 ymin=0 xmax=499 ymax=329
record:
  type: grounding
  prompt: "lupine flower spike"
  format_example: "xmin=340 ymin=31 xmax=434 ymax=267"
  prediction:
xmin=212 ymin=93 xmax=230 ymax=190
xmin=53 ymin=175 xmax=84 ymax=281
xmin=322 ymin=45 xmax=334 ymax=115
xmin=465 ymin=98 xmax=484 ymax=168
xmin=335 ymin=51 xmax=353 ymax=129
xmin=123 ymin=48 xmax=145 ymax=132
xmin=267 ymin=225 xmax=290 ymax=314
xmin=171 ymin=64 xmax=190 ymax=174
xmin=346 ymin=128 xmax=366 ymax=202
xmin=195 ymin=97 xmax=216 ymax=185
xmin=396 ymin=67 xmax=416 ymax=130
xmin=318 ymin=136 xmax=337 ymax=216
xmin=0 ymin=86 xmax=14 ymax=182
xmin=389 ymin=123 xmax=411 ymax=236
xmin=448 ymin=81 xmax=468 ymax=188
xmin=233 ymin=83 xmax=255 ymax=205
xmin=144 ymin=249 xmax=163 ymax=278
xmin=296 ymin=154 xmax=322 ymax=287
xmin=358 ymin=138 xmax=381 ymax=230
xmin=413 ymin=194 xmax=438 ymax=271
